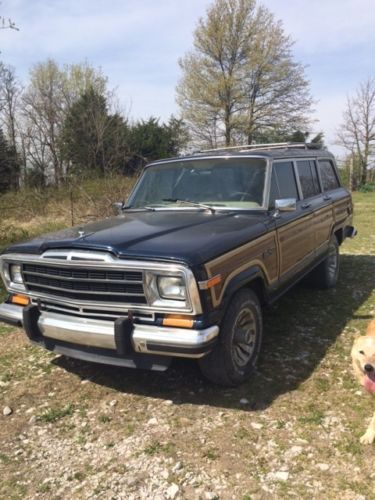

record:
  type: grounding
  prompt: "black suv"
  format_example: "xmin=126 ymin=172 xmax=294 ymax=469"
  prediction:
xmin=0 ymin=143 xmax=356 ymax=386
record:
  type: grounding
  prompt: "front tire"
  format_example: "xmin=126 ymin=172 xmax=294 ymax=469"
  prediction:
xmin=199 ymin=289 xmax=263 ymax=386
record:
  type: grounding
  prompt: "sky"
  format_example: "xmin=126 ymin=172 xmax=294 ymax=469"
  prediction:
xmin=1 ymin=0 xmax=375 ymax=159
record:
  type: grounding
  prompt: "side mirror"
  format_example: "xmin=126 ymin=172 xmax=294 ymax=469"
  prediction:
xmin=112 ymin=202 xmax=124 ymax=214
xmin=275 ymin=198 xmax=296 ymax=212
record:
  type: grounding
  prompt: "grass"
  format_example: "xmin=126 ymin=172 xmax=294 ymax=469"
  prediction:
xmin=38 ymin=404 xmax=74 ymax=423
xmin=0 ymin=190 xmax=374 ymax=499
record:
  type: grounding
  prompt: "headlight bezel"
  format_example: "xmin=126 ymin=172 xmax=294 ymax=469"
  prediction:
xmin=0 ymin=260 xmax=26 ymax=292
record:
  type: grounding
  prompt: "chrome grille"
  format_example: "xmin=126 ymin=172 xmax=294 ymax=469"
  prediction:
xmin=22 ymin=263 xmax=147 ymax=304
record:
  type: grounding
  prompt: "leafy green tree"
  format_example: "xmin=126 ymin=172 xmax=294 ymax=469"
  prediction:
xmin=0 ymin=128 xmax=20 ymax=193
xmin=177 ymin=0 xmax=313 ymax=147
xmin=127 ymin=116 xmax=189 ymax=165
xmin=60 ymin=88 xmax=129 ymax=175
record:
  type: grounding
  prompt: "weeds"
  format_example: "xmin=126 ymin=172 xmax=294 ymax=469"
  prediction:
xmin=38 ymin=404 xmax=74 ymax=423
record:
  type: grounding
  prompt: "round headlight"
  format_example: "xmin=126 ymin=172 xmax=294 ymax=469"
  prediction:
xmin=157 ymin=276 xmax=186 ymax=301
xmin=10 ymin=264 xmax=23 ymax=284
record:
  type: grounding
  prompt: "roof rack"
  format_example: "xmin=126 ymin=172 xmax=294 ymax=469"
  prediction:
xmin=196 ymin=142 xmax=322 ymax=154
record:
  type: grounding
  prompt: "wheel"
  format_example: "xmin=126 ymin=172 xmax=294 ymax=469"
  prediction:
xmin=310 ymin=235 xmax=339 ymax=288
xmin=199 ymin=289 xmax=263 ymax=386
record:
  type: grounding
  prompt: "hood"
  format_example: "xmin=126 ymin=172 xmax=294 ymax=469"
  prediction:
xmin=2 ymin=210 xmax=271 ymax=267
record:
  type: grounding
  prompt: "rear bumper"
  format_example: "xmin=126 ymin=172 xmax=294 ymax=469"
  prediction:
xmin=345 ymin=225 xmax=357 ymax=238
xmin=0 ymin=303 xmax=219 ymax=361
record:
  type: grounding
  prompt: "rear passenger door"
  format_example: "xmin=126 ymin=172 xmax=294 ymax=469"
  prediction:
xmin=317 ymin=159 xmax=352 ymax=234
xmin=296 ymin=159 xmax=333 ymax=257
xmin=270 ymin=160 xmax=315 ymax=279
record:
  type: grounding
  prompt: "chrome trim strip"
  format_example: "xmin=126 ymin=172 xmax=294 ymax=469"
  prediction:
xmin=32 ymin=299 xmax=155 ymax=322
xmin=0 ymin=303 xmax=23 ymax=324
xmin=24 ymin=281 xmax=145 ymax=297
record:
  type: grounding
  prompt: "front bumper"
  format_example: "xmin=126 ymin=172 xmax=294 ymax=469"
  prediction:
xmin=0 ymin=302 xmax=219 ymax=361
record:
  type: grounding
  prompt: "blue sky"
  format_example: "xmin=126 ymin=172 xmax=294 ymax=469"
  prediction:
xmin=1 ymin=0 xmax=375 ymax=158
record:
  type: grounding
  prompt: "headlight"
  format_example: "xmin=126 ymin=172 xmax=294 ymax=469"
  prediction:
xmin=157 ymin=276 xmax=186 ymax=301
xmin=144 ymin=270 xmax=193 ymax=310
xmin=10 ymin=264 xmax=23 ymax=284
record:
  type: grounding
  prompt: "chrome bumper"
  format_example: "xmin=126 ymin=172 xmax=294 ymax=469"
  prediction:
xmin=0 ymin=303 xmax=23 ymax=325
xmin=0 ymin=303 xmax=219 ymax=359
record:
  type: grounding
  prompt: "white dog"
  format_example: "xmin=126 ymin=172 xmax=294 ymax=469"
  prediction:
xmin=351 ymin=320 xmax=375 ymax=444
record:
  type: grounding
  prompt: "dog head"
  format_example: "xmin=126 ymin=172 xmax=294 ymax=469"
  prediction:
xmin=351 ymin=334 xmax=375 ymax=394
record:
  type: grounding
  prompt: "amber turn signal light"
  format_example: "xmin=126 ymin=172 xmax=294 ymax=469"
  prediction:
xmin=162 ymin=314 xmax=194 ymax=328
xmin=10 ymin=294 xmax=30 ymax=306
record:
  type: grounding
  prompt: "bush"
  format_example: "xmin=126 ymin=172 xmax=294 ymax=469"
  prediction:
xmin=358 ymin=182 xmax=375 ymax=193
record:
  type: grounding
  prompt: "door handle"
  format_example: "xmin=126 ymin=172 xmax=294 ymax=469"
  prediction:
xmin=323 ymin=195 xmax=332 ymax=201
xmin=302 ymin=202 xmax=311 ymax=209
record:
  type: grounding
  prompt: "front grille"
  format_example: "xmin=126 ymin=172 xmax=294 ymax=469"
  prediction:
xmin=22 ymin=263 xmax=147 ymax=305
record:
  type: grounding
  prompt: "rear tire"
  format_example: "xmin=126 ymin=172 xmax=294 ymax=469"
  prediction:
xmin=310 ymin=235 xmax=339 ymax=288
xmin=199 ymin=289 xmax=263 ymax=387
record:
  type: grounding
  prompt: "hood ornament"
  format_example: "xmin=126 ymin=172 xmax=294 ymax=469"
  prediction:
xmin=78 ymin=229 xmax=85 ymax=238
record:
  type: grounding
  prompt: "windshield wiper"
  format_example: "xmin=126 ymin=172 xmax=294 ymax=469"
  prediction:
xmin=121 ymin=204 xmax=156 ymax=212
xmin=162 ymin=198 xmax=216 ymax=214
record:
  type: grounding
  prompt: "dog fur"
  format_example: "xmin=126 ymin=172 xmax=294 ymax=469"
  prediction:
xmin=351 ymin=320 xmax=375 ymax=444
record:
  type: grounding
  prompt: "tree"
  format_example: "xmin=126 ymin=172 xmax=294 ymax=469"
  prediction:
xmin=127 ymin=117 xmax=189 ymax=168
xmin=0 ymin=64 xmax=21 ymax=149
xmin=337 ymin=78 xmax=375 ymax=187
xmin=22 ymin=59 xmax=109 ymax=185
xmin=0 ymin=128 xmax=20 ymax=193
xmin=176 ymin=0 xmax=313 ymax=147
xmin=60 ymin=88 xmax=129 ymax=175
xmin=0 ymin=15 xmax=18 ymax=31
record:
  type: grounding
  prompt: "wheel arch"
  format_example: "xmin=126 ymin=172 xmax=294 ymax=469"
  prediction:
xmin=221 ymin=265 xmax=268 ymax=309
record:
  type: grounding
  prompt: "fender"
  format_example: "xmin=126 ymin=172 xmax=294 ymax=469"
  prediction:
xmin=220 ymin=265 xmax=268 ymax=311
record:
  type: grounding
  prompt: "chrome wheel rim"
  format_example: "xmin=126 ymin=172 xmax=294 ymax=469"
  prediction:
xmin=232 ymin=307 xmax=257 ymax=368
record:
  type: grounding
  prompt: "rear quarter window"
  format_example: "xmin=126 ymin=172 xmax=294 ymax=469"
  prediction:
xmin=296 ymin=160 xmax=321 ymax=198
xmin=318 ymin=160 xmax=340 ymax=191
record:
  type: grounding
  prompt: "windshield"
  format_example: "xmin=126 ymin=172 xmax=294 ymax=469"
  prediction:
xmin=127 ymin=157 xmax=268 ymax=210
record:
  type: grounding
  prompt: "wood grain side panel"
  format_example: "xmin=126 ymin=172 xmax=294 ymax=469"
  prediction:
xmin=334 ymin=198 xmax=350 ymax=225
xmin=314 ymin=205 xmax=334 ymax=247
xmin=277 ymin=214 xmax=314 ymax=275
xmin=205 ymin=232 xmax=278 ymax=307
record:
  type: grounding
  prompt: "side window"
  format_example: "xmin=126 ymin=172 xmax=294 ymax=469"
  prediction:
xmin=318 ymin=160 xmax=340 ymax=191
xmin=269 ymin=161 xmax=299 ymax=208
xmin=297 ymin=160 xmax=321 ymax=198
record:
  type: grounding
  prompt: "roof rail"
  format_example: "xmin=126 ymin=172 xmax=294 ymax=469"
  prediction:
xmin=196 ymin=142 xmax=322 ymax=154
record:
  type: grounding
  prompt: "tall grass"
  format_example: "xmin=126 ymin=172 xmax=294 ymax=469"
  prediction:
xmin=0 ymin=173 xmax=137 ymax=247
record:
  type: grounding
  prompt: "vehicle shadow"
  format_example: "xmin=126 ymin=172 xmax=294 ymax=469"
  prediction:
xmin=54 ymin=254 xmax=375 ymax=411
